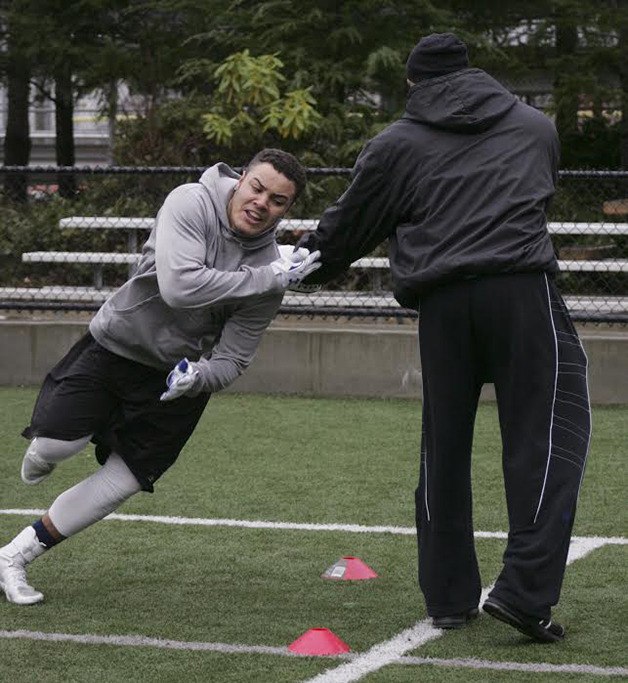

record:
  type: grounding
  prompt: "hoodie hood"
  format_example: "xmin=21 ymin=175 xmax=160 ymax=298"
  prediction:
xmin=404 ymin=68 xmax=517 ymax=133
xmin=198 ymin=162 xmax=277 ymax=250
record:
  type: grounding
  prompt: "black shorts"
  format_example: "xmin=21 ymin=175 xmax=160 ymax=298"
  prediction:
xmin=23 ymin=333 xmax=211 ymax=492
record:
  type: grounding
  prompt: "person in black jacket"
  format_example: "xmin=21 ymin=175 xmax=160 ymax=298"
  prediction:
xmin=299 ymin=33 xmax=591 ymax=643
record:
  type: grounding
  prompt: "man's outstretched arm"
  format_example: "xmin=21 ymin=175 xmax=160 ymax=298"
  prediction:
xmin=298 ymin=139 xmax=402 ymax=284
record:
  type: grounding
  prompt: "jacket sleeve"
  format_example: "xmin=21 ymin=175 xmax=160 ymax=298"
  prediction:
xmin=298 ymin=139 xmax=402 ymax=284
xmin=155 ymin=185 xmax=282 ymax=309
xmin=193 ymin=293 xmax=282 ymax=393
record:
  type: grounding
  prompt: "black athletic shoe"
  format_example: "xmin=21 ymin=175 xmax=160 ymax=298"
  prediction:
xmin=483 ymin=596 xmax=565 ymax=643
xmin=432 ymin=607 xmax=479 ymax=630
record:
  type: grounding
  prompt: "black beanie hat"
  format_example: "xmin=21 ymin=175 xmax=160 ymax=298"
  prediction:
xmin=406 ymin=32 xmax=469 ymax=82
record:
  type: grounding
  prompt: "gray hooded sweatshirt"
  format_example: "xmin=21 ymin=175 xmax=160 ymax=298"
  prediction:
xmin=90 ymin=163 xmax=285 ymax=392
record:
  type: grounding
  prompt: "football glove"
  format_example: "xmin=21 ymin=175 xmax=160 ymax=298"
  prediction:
xmin=270 ymin=249 xmax=321 ymax=289
xmin=275 ymin=246 xmax=323 ymax=291
xmin=160 ymin=358 xmax=200 ymax=401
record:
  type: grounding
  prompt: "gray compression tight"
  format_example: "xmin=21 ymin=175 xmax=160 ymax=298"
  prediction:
xmin=28 ymin=435 xmax=93 ymax=463
xmin=47 ymin=452 xmax=141 ymax=537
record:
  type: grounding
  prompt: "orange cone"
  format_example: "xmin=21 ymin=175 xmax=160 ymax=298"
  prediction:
xmin=288 ymin=627 xmax=351 ymax=655
xmin=321 ymin=556 xmax=378 ymax=581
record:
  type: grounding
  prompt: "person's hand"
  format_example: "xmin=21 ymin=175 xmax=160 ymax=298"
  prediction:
xmin=160 ymin=358 xmax=200 ymax=401
xmin=270 ymin=249 xmax=321 ymax=289
xmin=275 ymin=246 xmax=323 ymax=292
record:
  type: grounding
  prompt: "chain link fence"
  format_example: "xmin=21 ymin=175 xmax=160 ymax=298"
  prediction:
xmin=0 ymin=166 xmax=626 ymax=323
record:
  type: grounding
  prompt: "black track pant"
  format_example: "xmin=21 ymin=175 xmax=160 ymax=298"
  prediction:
xmin=415 ymin=273 xmax=591 ymax=620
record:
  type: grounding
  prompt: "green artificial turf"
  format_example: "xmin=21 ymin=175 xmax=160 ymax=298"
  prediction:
xmin=0 ymin=388 xmax=625 ymax=682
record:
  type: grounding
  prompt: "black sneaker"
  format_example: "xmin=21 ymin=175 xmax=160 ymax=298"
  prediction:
xmin=432 ymin=607 xmax=479 ymax=629
xmin=483 ymin=596 xmax=565 ymax=643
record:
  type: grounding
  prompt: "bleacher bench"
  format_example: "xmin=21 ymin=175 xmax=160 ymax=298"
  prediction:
xmin=6 ymin=217 xmax=627 ymax=320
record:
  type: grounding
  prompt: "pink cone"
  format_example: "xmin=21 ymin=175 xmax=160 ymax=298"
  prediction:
xmin=321 ymin=556 xmax=378 ymax=581
xmin=288 ymin=628 xmax=351 ymax=656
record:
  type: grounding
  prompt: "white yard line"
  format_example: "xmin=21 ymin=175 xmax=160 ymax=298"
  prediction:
xmin=566 ymin=536 xmax=612 ymax=562
xmin=1 ymin=629 xmax=625 ymax=678
xmin=0 ymin=510 xmax=625 ymax=545
xmin=0 ymin=628 xmax=296 ymax=657
xmin=0 ymin=508 xmax=419 ymax=536
xmin=398 ymin=655 xmax=628 ymax=677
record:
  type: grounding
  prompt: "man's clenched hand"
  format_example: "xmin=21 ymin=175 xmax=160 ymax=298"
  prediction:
xmin=160 ymin=358 xmax=200 ymax=401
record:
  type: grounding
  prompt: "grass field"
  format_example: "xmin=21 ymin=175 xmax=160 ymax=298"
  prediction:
xmin=0 ymin=387 xmax=626 ymax=682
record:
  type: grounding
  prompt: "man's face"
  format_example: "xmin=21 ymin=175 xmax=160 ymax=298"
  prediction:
xmin=227 ymin=162 xmax=296 ymax=238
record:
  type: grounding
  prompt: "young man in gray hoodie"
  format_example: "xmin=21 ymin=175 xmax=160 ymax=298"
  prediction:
xmin=0 ymin=148 xmax=320 ymax=606
xmin=298 ymin=34 xmax=590 ymax=643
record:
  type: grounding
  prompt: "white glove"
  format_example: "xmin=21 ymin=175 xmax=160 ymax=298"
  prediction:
xmin=271 ymin=249 xmax=321 ymax=288
xmin=278 ymin=245 xmax=311 ymax=262
xmin=160 ymin=358 xmax=200 ymax=401
xmin=276 ymin=246 xmax=322 ymax=291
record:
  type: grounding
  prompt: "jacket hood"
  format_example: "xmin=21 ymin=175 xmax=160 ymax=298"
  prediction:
xmin=404 ymin=68 xmax=517 ymax=133
xmin=198 ymin=163 xmax=277 ymax=250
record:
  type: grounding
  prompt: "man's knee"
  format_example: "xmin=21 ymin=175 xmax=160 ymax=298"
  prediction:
xmin=100 ymin=453 xmax=142 ymax=501
xmin=29 ymin=435 xmax=92 ymax=463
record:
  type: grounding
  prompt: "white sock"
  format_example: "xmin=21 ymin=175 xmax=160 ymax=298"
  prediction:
xmin=48 ymin=453 xmax=141 ymax=537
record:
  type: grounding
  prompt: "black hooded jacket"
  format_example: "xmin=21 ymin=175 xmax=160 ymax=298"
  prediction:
xmin=301 ymin=68 xmax=560 ymax=308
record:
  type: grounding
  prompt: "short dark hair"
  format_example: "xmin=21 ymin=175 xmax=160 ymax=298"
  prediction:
xmin=247 ymin=148 xmax=306 ymax=201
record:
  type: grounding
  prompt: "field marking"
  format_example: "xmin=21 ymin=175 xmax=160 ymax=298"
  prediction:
xmin=1 ymin=629 xmax=625 ymax=678
xmin=301 ymin=535 xmax=616 ymax=682
xmin=399 ymin=655 xmax=628 ymax=677
xmin=0 ymin=509 xmax=626 ymax=545
xmin=567 ymin=536 xmax=612 ymax=562
xmin=0 ymin=628 xmax=297 ymax=657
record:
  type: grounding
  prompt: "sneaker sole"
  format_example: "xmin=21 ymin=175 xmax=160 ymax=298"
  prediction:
xmin=483 ymin=599 xmax=564 ymax=643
